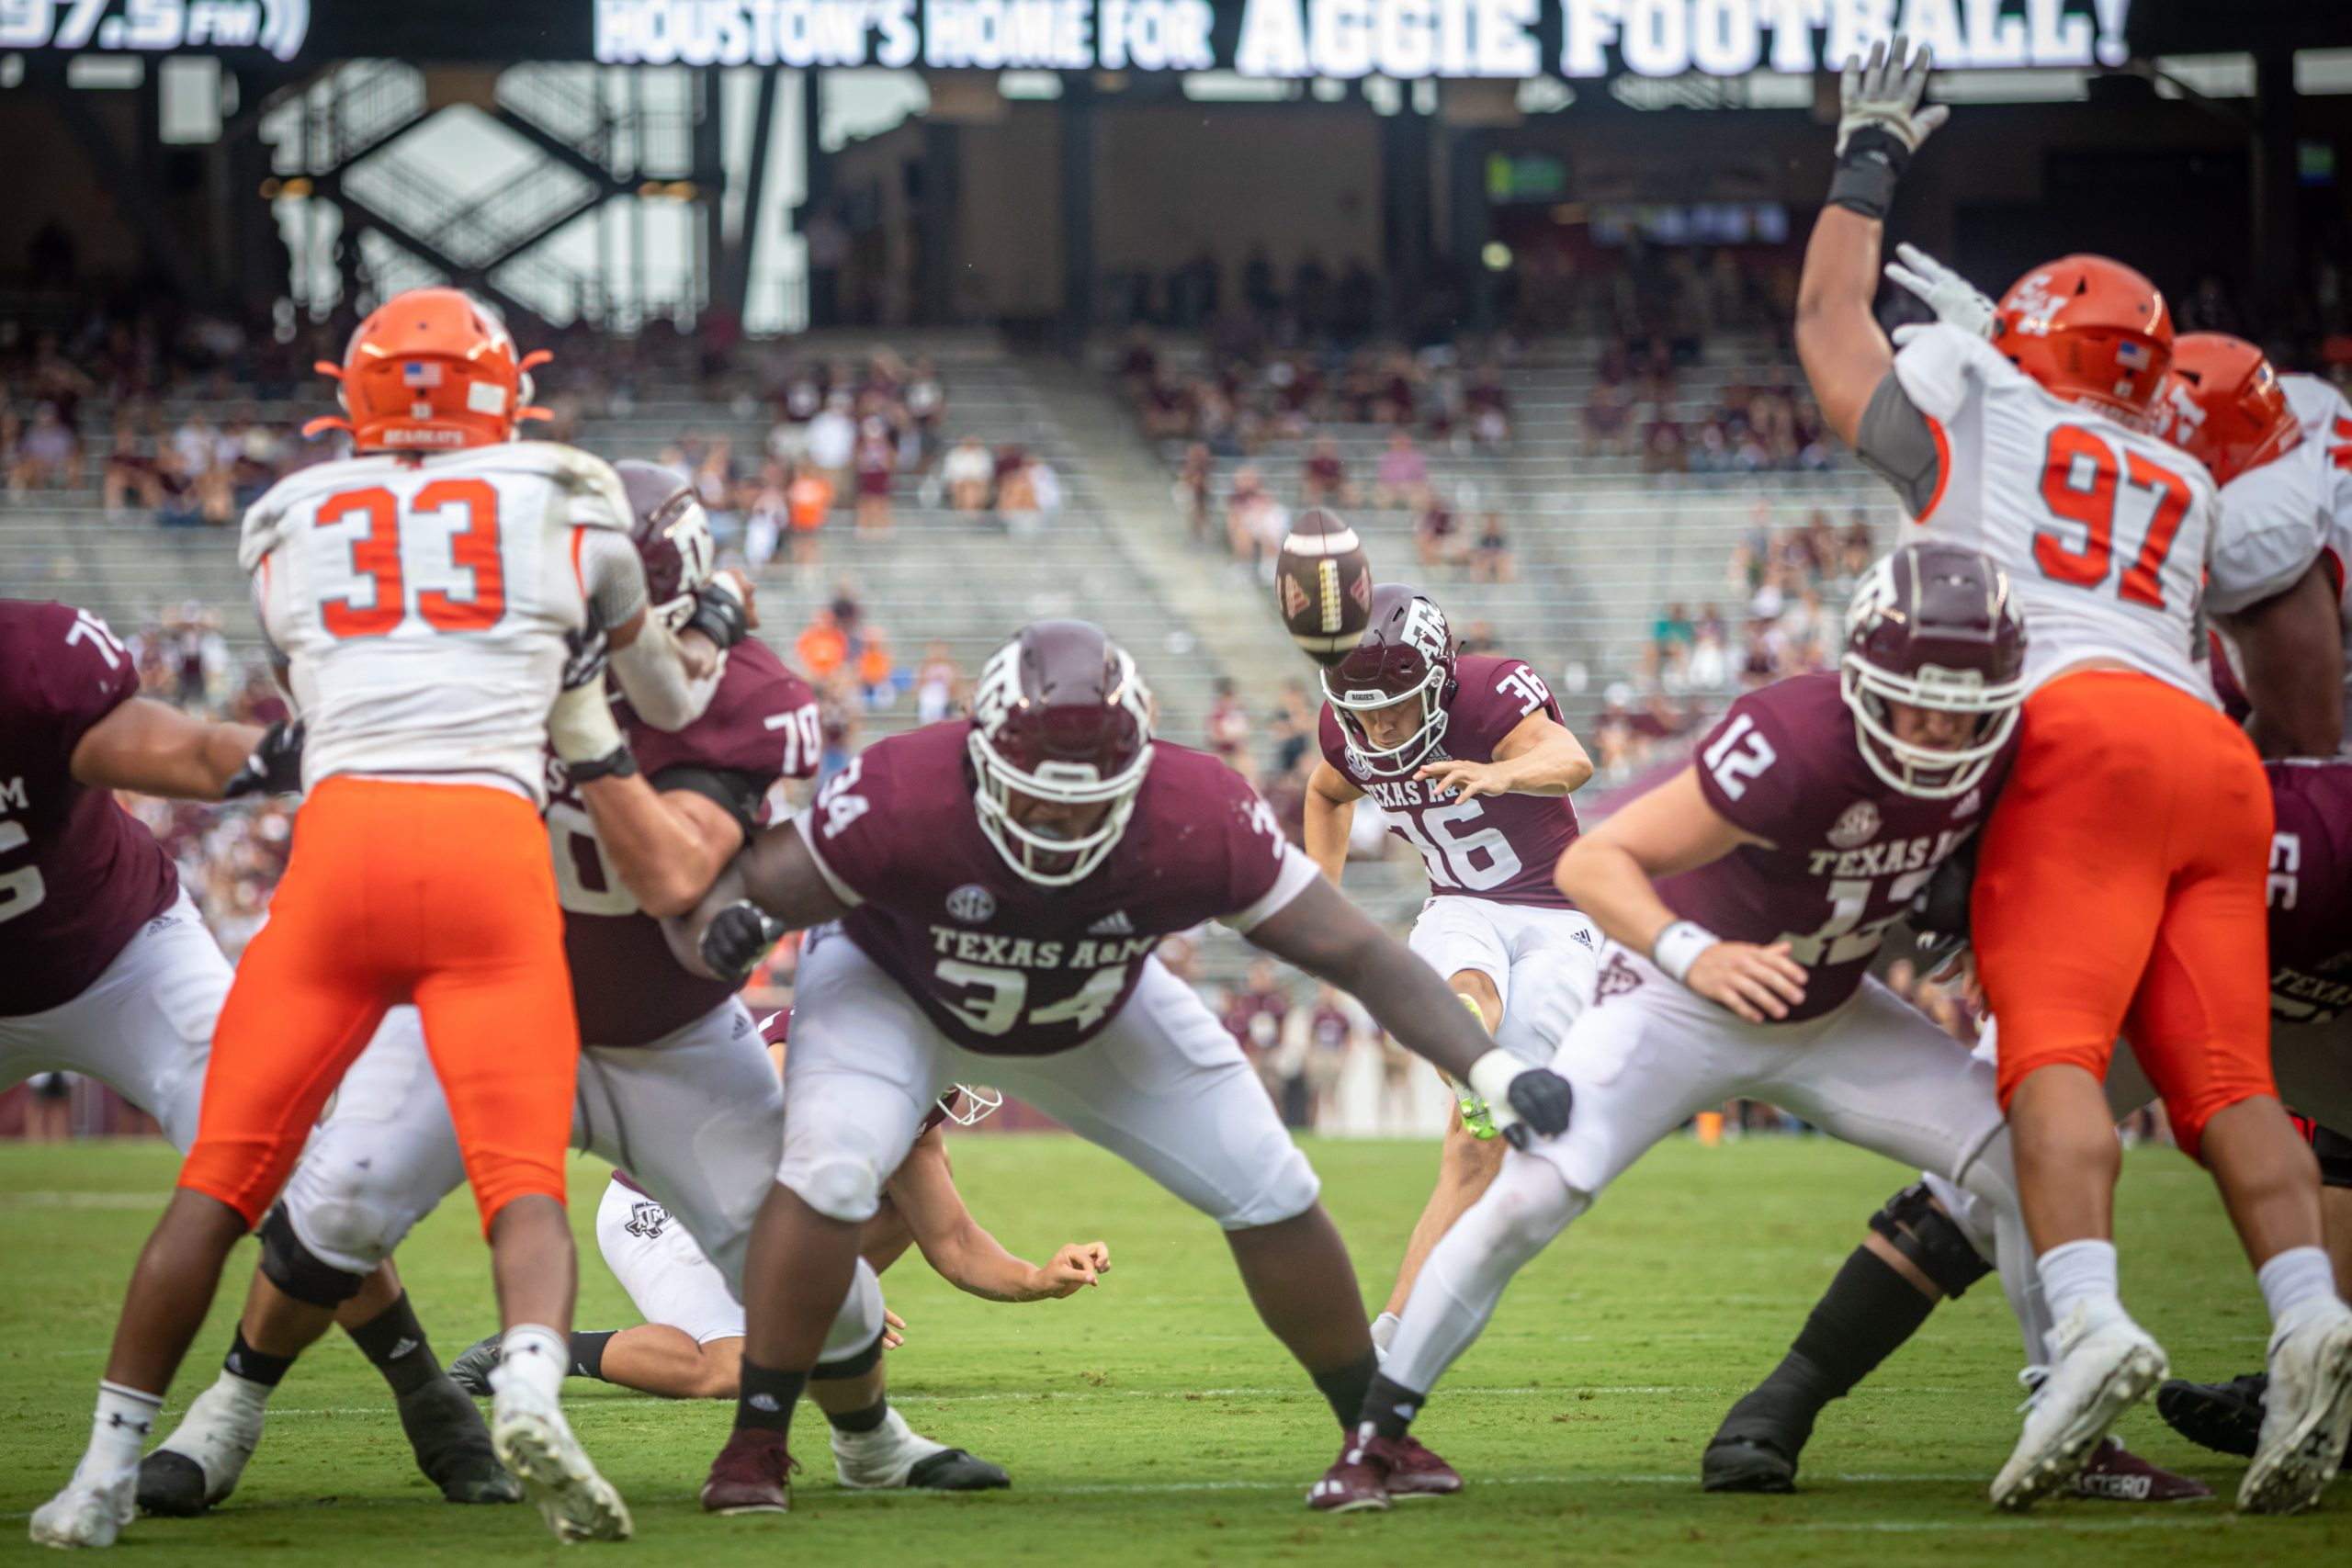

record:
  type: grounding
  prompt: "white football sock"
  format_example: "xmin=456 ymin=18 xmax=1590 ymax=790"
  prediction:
xmin=1382 ymin=1156 xmax=1586 ymax=1395
xmin=1370 ymin=1313 xmax=1401 ymax=1356
xmin=2036 ymin=1239 xmax=2122 ymax=1337
xmin=87 ymin=1382 xmax=163 ymax=1474
xmin=495 ymin=1325 xmax=569 ymax=1404
xmin=2256 ymin=1247 xmax=2341 ymax=1332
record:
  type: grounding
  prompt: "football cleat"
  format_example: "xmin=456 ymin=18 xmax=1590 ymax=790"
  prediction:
xmin=29 ymin=1461 xmax=138 ymax=1549
xmin=2068 ymin=1436 xmax=2211 ymax=1502
xmin=1307 ymin=1430 xmax=1428 ymax=1513
xmin=831 ymin=1406 xmax=1009 ymax=1491
xmin=1700 ymin=1435 xmax=1797 ymax=1495
xmin=1702 ymin=1375 xmax=1823 ymax=1494
xmin=1991 ymin=1312 xmax=2167 ymax=1512
xmin=135 ymin=1374 xmax=265 ymax=1516
xmin=447 ymin=1334 xmax=502 ymax=1399
xmin=398 ymin=1371 xmax=523 ymax=1504
xmin=1382 ymin=1434 xmax=1464 ymax=1497
xmin=2156 ymin=1372 xmax=2267 ymax=1459
xmin=702 ymin=1428 xmax=797 ymax=1515
xmin=489 ymin=1379 xmax=630 ymax=1542
xmin=2238 ymin=1302 xmax=2352 ymax=1515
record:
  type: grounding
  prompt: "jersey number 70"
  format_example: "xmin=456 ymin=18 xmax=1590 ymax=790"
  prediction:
xmin=2034 ymin=425 xmax=2192 ymax=610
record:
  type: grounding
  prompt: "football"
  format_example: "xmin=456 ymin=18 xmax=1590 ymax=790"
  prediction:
xmin=1275 ymin=507 xmax=1375 ymax=666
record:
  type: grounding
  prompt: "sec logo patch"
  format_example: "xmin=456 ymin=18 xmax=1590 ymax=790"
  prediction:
xmin=1827 ymin=801 xmax=1881 ymax=850
xmin=945 ymin=883 xmax=998 ymax=923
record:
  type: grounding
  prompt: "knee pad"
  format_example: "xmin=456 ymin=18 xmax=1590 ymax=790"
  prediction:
xmin=788 ymin=1155 xmax=884 ymax=1225
xmin=1868 ymin=1182 xmax=1994 ymax=1300
xmin=258 ymin=1203 xmax=369 ymax=1309
xmin=813 ymin=1258 xmax=887 ymax=1372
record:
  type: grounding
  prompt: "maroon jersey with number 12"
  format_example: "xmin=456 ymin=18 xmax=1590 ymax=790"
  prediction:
xmin=801 ymin=722 xmax=1303 ymax=1057
xmin=0 ymin=601 xmax=180 ymax=1017
xmin=1655 ymin=672 xmax=2010 ymax=1021
xmin=551 ymin=638 xmax=820 ymax=1046
xmin=1318 ymin=652 xmax=1580 ymax=908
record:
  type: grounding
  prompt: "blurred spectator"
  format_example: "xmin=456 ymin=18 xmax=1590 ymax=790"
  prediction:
xmin=796 ymin=606 xmax=850 ymax=683
xmin=805 ymin=393 xmax=855 ymax=488
xmin=914 ymin=641 xmax=965 ymax=725
xmin=1373 ymin=429 xmax=1429 ymax=510
xmin=944 ymin=435 xmax=993 ymax=514
xmin=853 ymin=416 xmax=896 ymax=536
xmin=1414 ymin=494 xmax=1463 ymax=571
xmin=1465 ymin=363 xmax=1511 ymax=449
xmin=1206 ymin=678 xmax=1253 ymax=779
xmin=1176 ymin=442 xmax=1214 ymax=546
xmin=1283 ymin=985 xmax=1364 ymax=1129
xmin=1457 ymin=618 xmax=1498 ymax=659
xmin=1222 ymin=960 xmax=1295 ymax=1117
xmin=26 ymin=1073 xmax=72 ymax=1142
xmin=9 ymin=402 xmax=81 ymax=495
xmin=1469 ymin=512 xmax=1515 ymax=583
xmin=1224 ymin=464 xmax=1286 ymax=580
xmin=1582 ymin=380 xmax=1632 ymax=457
xmin=786 ymin=465 xmax=834 ymax=581
xmin=1299 ymin=432 xmax=1355 ymax=509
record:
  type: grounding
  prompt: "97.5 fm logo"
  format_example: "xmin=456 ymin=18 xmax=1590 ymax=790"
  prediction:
xmin=0 ymin=0 xmax=310 ymax=62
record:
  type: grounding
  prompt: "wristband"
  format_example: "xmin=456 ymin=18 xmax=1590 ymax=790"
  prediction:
xmin=1826 ymin=127 xmax=1911 ymax=220
xmin=564 ymin=745 xmax=639 ymax=784
xmin=1651 ymin=920 xmax=1720 ymax=985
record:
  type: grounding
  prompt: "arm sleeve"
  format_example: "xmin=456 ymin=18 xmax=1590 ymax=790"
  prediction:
xmin=650 ymin=764 xmax=763 ymax=839
xmin=576 ymin=526 xmax=651 ymax=631
xmin=1855 ymin=373 xmax=1944 ymax=520
xmin=2207 ymin=466 xmax=2324 ymax=616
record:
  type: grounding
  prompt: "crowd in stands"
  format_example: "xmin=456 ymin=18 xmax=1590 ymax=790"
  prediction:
xmin=1581 ymin=338 xmax=1835 ymax=478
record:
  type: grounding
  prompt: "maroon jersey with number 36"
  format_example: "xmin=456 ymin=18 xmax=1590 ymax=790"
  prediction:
xmin=1657 ymin=672 xmax=2010 ymax=1021
xmin=0 ymin=601 xmax=181 ymax=1017
xmin=1318 ymin=652 xmax=1580 ymax=908
xmin=551 ymin=638 xmax=820 ymax=1045
xmin=801 ymin=722 xmax=1306 ymax=1056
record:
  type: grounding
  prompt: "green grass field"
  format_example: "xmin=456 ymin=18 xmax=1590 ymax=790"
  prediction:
xmin=2 ymin=1133 xmax=2345 ymax=1565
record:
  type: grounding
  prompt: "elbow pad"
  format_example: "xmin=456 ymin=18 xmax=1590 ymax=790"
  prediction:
xmin=609 ymin=620 xmax=712 ymax=732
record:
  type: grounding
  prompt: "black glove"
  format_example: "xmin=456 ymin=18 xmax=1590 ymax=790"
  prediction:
xmin=561 ymin=626 xmax=611 ymax=692
xmin=702 ymin=901 xmax=785 ymax=983
xmin=1907 ymin=837 xmax=1978 ymax=972
xmin=223 ymin=719 xmax=305 ymax=799
xmin=1501 ymin=1067 xmax=1575 ymax=1150
xmin=684 ymin=579 xmax=750 ymax=651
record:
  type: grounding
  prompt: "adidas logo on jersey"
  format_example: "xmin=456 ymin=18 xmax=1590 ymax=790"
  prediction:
xmin=1087 ymin=910 xmax=1135 ymax=936
xmin=1952 ymin=786 xmax=1982 ymax=818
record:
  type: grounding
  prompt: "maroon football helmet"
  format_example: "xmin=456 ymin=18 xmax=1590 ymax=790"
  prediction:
xmin=1841 ymin=542 xmax=2028 ymax=799
xmin=1321 ymin=585 xmax=1456 ymax=778
xmin=967 ymin=619 xmax=1157 ymax=886
xmin=616 ymin=459 xmax=717 ymax=634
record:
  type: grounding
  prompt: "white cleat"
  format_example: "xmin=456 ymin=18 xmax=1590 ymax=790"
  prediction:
xmin=489 ymin=1380 xmax=631 ymax=1543
xmin=28 ymin=1461 xmax=137 ymax=1550
xmin=135 ymin=1375 xmax=266 ymax=1516
xmin=1992 ymin=1308 xmax=2167 ymax=1513
xmin=2239 ymin=1301 xmax=2352 ymax=1515
xmin=831 ymin=1407 xmax=1009 ymax=1491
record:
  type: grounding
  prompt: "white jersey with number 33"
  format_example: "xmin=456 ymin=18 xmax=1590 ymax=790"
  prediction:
xmin=1892 ymin=323 xmax=2218 ymax=702
xmin=240 ymin=442 xmax=635 ymax=802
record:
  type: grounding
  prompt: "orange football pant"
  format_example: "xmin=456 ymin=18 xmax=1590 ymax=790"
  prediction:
xmin=178 ymin=778 xmax=579 ymax=1232
xmin=1973 ymin=671 xmax=2275 ymax=1161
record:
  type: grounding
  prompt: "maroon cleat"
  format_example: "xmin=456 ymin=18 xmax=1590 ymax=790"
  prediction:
xmin=700 ymin=1428 xmax=800 ymax=1515
xmin=1384 ymin=1433 xmax=1464 ymax=1497
xmin=2069 ymin=1437 xmax=2214 ymax=1503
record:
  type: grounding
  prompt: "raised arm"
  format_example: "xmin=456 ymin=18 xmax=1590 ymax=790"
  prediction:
xmin=1243 ymin=875 xmax=1572 ymax=1144
xmin=1300 ymin=760 xmax=1363 ymax=884
xmin=884 ymin=1128 xmax=1108 ymax=1303
xmin=1796 ymin=37 xmax=1948 ymax=446
xmin=1554 ymin=766 xmax=1806 ymax=1023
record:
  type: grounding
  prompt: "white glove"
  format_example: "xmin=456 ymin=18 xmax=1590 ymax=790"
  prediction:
xmin=1837 ymin=35 xmax=1949 ymax=156
xmin=1885 ymin=243 xmax=1996 ymax=344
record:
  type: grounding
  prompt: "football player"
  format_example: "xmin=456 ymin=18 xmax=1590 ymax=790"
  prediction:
xmin=128 ymin=459 xmax=1001 ymax=1511
xmin=1793 ymin=37 xmax=2351 ymax=1512
xmin=447 ymin=1012 xmax=1107 ymax=1471
xmin=32 ymin=293 xmax=733 ymax=1550
xmin=1300 ymin=584 xmax=1597 ymax=1353
xmin=1310 ymin=544 xmax=2052 ymax=1512
xmin=0 ymin=600 xmax=525 ymax=1513
xmin=673 ymin=618 xmax=1575 ymax=1513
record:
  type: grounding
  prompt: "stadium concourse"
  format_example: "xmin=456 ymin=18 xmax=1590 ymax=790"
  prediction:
xmin=0 ymin=306 xmax=1936 ymax=1141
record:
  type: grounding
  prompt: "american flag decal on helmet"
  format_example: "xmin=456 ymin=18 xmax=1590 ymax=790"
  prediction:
xmin=401 ymin=361 xmax=443 ymax=388
xmin=2114 ymin=340 xmax=2149 ymax=368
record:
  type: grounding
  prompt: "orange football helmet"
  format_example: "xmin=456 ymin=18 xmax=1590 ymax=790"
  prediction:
xmin=2161 ymin=332 xmax=2300 ymax=485
xmin=1992 ymin=254 xmax=2173 ymax=430
xmin=304 ymin=288 xmax=550 ymax=452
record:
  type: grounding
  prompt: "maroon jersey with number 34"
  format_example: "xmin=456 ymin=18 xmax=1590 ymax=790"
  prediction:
xmin=550 ymin=638 xmax=820 ymax=1045
xmin=1657 ymin=672 xmax=2010 ymax=1021
xmin=2267 ymin=759 xmax=2352 ymax=1026
xmin=1318 ymin=652 xmax=1581 ymax=908
xmin=0 ymin=601 xmax=181 ymax=1017
xmin=801 ymin=722 xmax=1305 ymax=1056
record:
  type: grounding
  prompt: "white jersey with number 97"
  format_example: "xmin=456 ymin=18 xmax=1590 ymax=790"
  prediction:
xmin=1890 ymin=323 xmax=2218 ymax=703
